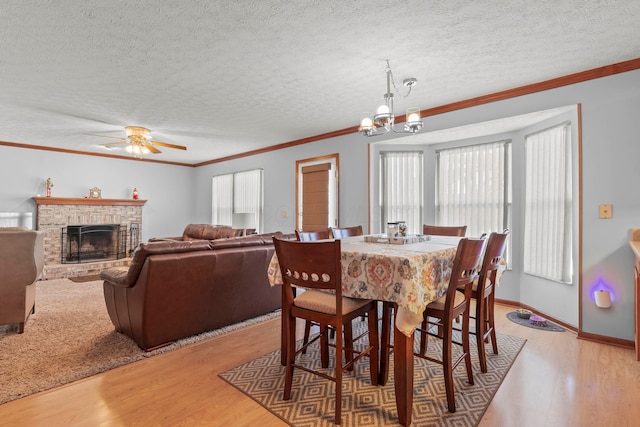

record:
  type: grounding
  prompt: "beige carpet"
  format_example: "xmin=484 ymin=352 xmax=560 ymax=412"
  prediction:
xmin=220 ymin=328 xmax=526 ymax=426
xmin=0 ymin=279 xmax=280 ymax=405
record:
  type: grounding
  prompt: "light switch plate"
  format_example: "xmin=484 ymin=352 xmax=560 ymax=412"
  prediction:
xmin=599 ymin=204 xmax=612 ymax=219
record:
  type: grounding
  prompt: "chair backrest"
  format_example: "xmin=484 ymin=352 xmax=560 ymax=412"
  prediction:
xmin=273 ymin=238 xmax=342 ymax=306
xmin=295 ymin=229 xmax=331 ymax=241
xmin=423 ymin=224 xmax=468 ymax=236
xmin=477 ymin=230 xmax=510 ymax=296
xmin=330 ymin=225 xmax=363 ymax=239
xmin=0 ymin=229 xmax=45 ymax=286
xmin=441 ymin=238 xmax=485 ymax=311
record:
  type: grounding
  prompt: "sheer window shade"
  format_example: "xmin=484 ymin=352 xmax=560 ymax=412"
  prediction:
xmin=379 ymin=151 xmax=423 ymax=234
xmin=436 ymin=141 xmax=511 ymax=238
xmin=524 ymin=123 xmax=572 ymax=283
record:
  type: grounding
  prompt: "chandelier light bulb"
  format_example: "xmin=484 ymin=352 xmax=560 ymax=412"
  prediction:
xmin=377 ymin=104 xmax=390 ymax=115
xmin=407 ymin=111 xmax=420 ymax=123
xmin=360 ymin=117 xmax=373 ymax=128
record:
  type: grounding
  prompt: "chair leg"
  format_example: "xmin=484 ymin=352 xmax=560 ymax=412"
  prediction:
xmin=379 ymin=302 xmax=393 ymax=386
xmin=302 ymin=320 xmax=312 ymax=354
xmin=367 ymin=306 xmax=379 ymax=386
xmin=475 ymin=297 xmax=488 ymax=373
xmin=442 ymin=318 xmax=456 ymax=413
xmin=419 ymin=319 xmax=428 ymax=356
xmin=284 ymin=313 xmax=296 ymax=400
xmin=487 ymin=294 xmax=498 ymax=354
xmin=344 ymin=321 xmax=354 ymax=371
xmin=334 ymin=320 xmax=342 ymax=425
xmin=462 ymin=310 xmax=474 ymax=386
xmin=320 ymin=325 xmax=330 ymax=368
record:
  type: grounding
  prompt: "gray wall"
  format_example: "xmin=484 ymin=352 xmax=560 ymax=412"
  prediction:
xmin=0 ymin=145 xmax=194 ymax=241
xmin=193 ymin=68 xmax=640 ymax=343
xmin=2 ymin=67 xmax=639 ymax=343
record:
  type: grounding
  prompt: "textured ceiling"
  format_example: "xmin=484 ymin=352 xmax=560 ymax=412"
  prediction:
xmin=1 ymin=1 xmax=639 ymax=164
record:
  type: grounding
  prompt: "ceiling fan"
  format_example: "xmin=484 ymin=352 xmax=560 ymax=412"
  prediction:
xmin=97 ymin=126 xmax=187 ymax=156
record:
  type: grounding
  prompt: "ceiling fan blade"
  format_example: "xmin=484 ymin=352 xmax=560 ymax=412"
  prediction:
xmin=146 ymin=144 xmax=162 ymax=154
xmin=100 ymin=141 xmax=129 ymax=147
xmin=150 ymin=140 xmax=187 ymax=151
xmin=85 ymin=133 xmax=126 ymax=140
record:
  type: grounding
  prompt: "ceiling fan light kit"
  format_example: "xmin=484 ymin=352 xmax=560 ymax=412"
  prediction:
xmin=359 ymin=60 xmax=423 ymax=137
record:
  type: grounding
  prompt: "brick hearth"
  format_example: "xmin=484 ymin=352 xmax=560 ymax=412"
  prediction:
xmin=32 ymin=197 xmax=146 ymax=279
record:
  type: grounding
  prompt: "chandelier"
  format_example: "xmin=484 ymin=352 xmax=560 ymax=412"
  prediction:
xmin=359 ymin=60 xmax=423 ymax=137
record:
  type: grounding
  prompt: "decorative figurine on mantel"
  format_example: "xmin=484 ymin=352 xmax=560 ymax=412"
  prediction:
xmin=132 ymin=187 xmax=139 ymax=200
xmin=45 ymin=177 xmax=54 ymax=197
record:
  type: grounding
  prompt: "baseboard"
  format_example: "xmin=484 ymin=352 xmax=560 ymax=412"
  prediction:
xmin=577 ymin=330 xmax=635 ymax=349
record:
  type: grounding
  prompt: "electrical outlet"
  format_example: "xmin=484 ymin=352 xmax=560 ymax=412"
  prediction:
xmin=599 ymin=204 xmax=612 ymax=219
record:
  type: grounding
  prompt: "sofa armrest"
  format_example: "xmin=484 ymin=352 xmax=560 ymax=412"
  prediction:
xmin=100 ymin=266 xmax=131 ymax=287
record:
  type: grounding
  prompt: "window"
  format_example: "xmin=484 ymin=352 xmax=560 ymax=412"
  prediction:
xmin=524 ymin=123 xmax=572 ymax=283
xmin=212 ymin=169 xmax=263 ymax=232
xmin=436 ymin=141 xmax=511 ymax=238
xmin=379 ymin=151 xmax=423 ymax=234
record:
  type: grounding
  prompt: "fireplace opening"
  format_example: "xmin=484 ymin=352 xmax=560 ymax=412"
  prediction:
xmin=61 ymin=224 xmax=127 ymax=263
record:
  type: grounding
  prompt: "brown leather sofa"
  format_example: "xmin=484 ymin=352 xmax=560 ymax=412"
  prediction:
xmin=0 ymin=227 xmax=45 ymax=333
xmin=101 ymin=230 xmax=290 ymax=351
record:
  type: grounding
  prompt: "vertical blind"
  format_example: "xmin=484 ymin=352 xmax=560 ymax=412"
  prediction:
xmin=211 ymin=173 xmax=233 ymax=226
xmin=379 ymin=151 xmax=423 ymax=234
xmin=212 ymin=169 xmax=263 ymax=231
xmin=234 ymin=169 xmax=263 ymax=214
xmin=524 ymin=123 xmax=572 ymax=283
xmin=436 ymin=141 xmax=511 ymax=238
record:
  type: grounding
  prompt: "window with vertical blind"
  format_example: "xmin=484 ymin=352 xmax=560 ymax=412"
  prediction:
xmin=436 ymin=141 xmax=511 ymax=258
xmin=524 ymin=123 xmax=572 ymax=283
xmin=212 ymin=169 xmax=263 ymax=232
xmin=379 ymin=151 xmax=423 ymax=234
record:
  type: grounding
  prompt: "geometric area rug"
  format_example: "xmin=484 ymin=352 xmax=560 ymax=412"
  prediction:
xmin=220 ymin=330 xmax=526 ymax=427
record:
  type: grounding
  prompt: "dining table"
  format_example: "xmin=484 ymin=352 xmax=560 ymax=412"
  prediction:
xmin=267 ymin=234 xmax=461 ymax=426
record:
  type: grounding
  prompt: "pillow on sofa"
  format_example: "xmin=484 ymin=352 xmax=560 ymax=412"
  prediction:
xmin=181 ymin=224 xmax=240 ymax=240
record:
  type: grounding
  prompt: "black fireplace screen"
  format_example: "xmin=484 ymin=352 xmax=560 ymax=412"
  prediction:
xmin=61 ymin=224 xmax=127 ymax=263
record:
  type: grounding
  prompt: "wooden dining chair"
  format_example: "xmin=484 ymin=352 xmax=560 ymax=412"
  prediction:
xmin=330 ymin=225 xmax=363 ymax=239
xmin=273 ymin=237 xmax=379 ymax=425
xmin=459 ymin=229 xmax=509 ymax=373
xmin=414 ymin=237 xmax=485 ymax=413
xmin=423 ymin=224 xmax=468 ymax=237
xmin=296 ymin=228 xmax=335 ymax=355
xmin=295 ymin=228 xmax=331 ymax=241
xmin=419 ymin=223 xmax=469 ymax=339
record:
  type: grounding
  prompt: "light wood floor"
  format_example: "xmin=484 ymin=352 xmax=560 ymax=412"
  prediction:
xmin=2 ymin=303 xmax=640 ymax=427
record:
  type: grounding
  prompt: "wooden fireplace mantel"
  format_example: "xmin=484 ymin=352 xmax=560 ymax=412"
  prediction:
xmin=32 ymin=197 xmax=147 ymax=207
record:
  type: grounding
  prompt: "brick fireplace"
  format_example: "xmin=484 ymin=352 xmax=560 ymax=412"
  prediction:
xmin=32 ymin=197 xmax=146 ymax=279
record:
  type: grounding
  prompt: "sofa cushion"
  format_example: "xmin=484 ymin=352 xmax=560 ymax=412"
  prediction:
xmin=209 ymin=232 xmax=286 ymax=250
xmin=101 ymin=239 xmax=212 ymax=286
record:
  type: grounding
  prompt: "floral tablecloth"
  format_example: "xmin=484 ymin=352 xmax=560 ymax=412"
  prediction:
xmin=267 ymin=235 xmax=460 ymax=336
